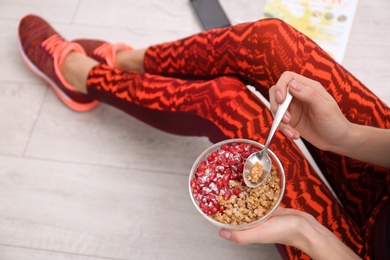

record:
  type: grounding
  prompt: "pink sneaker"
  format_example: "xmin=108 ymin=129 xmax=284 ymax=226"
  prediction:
xmin=73 ymin=39 xmax=133 ymax=67
xmin=18 ymin=14 xmax=99 ymax=112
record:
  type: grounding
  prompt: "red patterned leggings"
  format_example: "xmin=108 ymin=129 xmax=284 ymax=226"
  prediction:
xmin=86 ymin=19 xmax=389 ymax=259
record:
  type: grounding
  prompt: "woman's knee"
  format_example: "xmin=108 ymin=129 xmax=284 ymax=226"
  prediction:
xmin=214 ymin=76 xmax=247 ymax=95
xmin=254 ymin=18 xmax=298 ymax=38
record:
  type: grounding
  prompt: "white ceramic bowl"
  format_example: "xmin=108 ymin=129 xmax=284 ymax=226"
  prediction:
xmin=189 ymin=138 xmax=285 ymax=230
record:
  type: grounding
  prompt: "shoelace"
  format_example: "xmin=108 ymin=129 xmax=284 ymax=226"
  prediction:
xmin=93 ymin=43 xmax=115 ymax=66
xmin=41 ymin=34 xmax=69 ymax=65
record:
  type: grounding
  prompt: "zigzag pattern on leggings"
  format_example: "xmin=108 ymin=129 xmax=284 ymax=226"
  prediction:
xmin=144 ymin=18 xmax=390 ymax=220
xmin=87 ymin=65 xmax=273 ymax=139
xmin=143 ymin=18 xmax=389 ymax=259
xmin=87 ymin=63 xmax=364 ymax=259
xmin=86 ymin=18 xmax=389 ymax=259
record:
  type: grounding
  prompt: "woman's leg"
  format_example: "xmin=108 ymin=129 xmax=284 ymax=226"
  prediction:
xmin=41 ymin=31 xmax=368 ymax=255
xmin=142 ymin=18 xmax=390 ymax=226
xmin=65 ymin=17 xmax=383 ymax=254
xmin=18 ymin=14 xmax=372 ymax=258
xmin=71 ymin=21 xmax=383 ymax=258
xmin=81 ymin=63 xmax=365 ymax=259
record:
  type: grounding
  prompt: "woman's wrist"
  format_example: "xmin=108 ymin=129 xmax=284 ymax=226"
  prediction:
xmin=330 ymin=121 xmax=360 ymax=155
xmin=291 ymin=217 xmax=323 ymax=257
xmin=293 ymin=217 xmax=360 ymax=259
xmin=331 ymin=123 xmax=390 ymax=168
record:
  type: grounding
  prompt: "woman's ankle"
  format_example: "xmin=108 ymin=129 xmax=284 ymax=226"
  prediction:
xmin=60 ymin=52 xmax=98 ymax=94
xmin=115 ymin=49 xmax=146 ymax=72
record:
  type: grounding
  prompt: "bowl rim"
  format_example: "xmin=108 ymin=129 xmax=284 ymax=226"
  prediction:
xmin=188 ymin=138 xmax=286 ymax=230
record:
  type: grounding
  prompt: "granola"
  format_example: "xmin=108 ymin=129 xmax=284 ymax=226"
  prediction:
xmin=212 ymin=166 xmax=280 ymax=225
xmin=248 ymin=161 xmax=264 ymax=184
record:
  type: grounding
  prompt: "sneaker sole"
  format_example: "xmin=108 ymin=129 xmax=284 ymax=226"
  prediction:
xmin=17 ymin=38 xmax=99 ymax=112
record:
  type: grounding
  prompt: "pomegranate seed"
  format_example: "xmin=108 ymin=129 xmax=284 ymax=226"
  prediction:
xmin=230 ymin=173 xmax=239 ymax=180
xmin=209 ymin=171 xmax=217 ymax=180
xmin=207 ymin=153 xmax=214 ymax=162
xmin=227 ymin=158 xmax=235 ymax=166
xmin=206 ymin=194 xmax=214 ymax=202
xmin=222 ymin=174 xmax=230 ymax=184
xmin=198 ymin=161 xmax=207 ymax=170
xmin=242 ymin=151 xmax=251 ymax=158
xmin=221 ymin=185 xmax=229 ymax=194
xmin=196 ymin=169 xmax=206 ymax=177
xmin=223 ymin=191 xmax=232 ymax=201
xmin=216 ymin=165 xmax=224 ymax=173
xmin=210 ymin=206 xmax=218 ymax=214
xmin=221 ymin=144 xmax=230 ymax=151
xmin=232 ymin=188 xmax=241 ymax=195
xmin=209 ymin=163 xmax=216 ymax=171
xmin=190 ymin=179 xmax=198 ymax=189
xmin=217 ymin=154 xmax=227 ymax=164
xmin=236 ymin=163 xmax=244 ymax=173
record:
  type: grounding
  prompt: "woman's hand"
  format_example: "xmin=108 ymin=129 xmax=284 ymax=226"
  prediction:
xmin=219 ymin=206 xmax=315 ymax=246
xmin=269 ymin=71 xmax=390 ymax=168
xmin=269 ymin=71 xmax=351 ymax=152
xmin=219 ymin=206 xmax=361 ymax=260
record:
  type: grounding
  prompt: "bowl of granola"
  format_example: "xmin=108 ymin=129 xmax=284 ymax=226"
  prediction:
xmin=189 ymin=138 xmax=285 ymax=230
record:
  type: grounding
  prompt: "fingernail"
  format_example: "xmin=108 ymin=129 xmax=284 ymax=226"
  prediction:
xmin=276 ymin=90 xmax=283 ymax=103
xmin=282 ymin=127 xmax=294 ymax=138
xmin=282 ymin=113 xmax=290 ymax=123
xmin=219 ymin=229 xmax=231 ymax=240
xmin=290 ymin=80 xmax=302 ymax=92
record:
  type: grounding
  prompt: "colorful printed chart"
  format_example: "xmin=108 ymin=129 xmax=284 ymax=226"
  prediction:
xmin=262 ymin=0 xmax=359 ymax=63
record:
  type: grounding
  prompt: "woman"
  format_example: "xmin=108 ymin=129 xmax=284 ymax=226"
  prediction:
xmin=18 ymin=14 xmax=389 ymax=259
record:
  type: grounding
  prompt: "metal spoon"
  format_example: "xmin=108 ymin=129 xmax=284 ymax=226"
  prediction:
xmin=243 ymin=88 xmax=293 ymax=188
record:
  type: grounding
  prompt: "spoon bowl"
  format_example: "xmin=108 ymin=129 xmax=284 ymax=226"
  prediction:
xmin=243 ymin=88 xmax=293 ymax=188
xmin=243 ymin=149 xmax=272 ymax=188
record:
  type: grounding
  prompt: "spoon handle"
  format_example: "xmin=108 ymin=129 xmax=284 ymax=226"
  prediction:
xmin=264 ymin=88 xmax=293 ymax=149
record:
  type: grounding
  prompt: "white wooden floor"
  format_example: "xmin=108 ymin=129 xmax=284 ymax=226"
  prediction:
xmin=0 ymin=1 xmax=389 ymax=260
